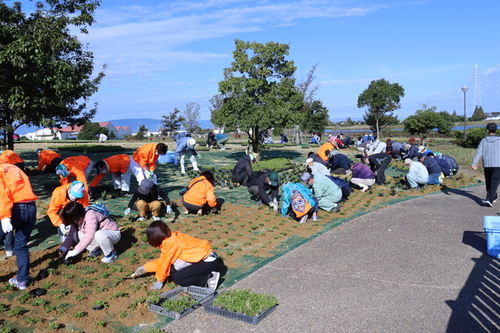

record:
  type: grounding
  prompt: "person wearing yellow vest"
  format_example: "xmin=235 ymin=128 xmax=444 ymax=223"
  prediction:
xmin=0 ymin=162 xmax=38 ymax=290
xmin=131 ymin=221 xmax=221 ymax=290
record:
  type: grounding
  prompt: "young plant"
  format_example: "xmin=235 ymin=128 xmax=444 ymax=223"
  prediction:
xmin=212 ymin=289 xmax=278 ymax=317
xmin=73 ymin=310 xmax=86 ymax=318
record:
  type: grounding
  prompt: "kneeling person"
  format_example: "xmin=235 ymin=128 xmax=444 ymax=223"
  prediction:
xmin=281 ymin=182 xmax=318 ymax=224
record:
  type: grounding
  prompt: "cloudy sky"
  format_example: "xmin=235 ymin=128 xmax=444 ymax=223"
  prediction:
xmin=26 ymin=0 xmax=500 ymax=122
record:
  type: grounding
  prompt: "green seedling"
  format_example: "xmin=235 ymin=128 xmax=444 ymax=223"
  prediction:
xmin=74 ymin=294 xmax=85 ymax=301
xmin=32 ymin=298 xmax=49 ymax=306
xmin=47 ymin=322 xmax=61 ymax=330
xmin=25 ymin=317 xmax=43 ymax=324
xmin=63 ymin=273 xmax=75 ymax=280
xmin=73 ymin=310 xmax=86 ymax=318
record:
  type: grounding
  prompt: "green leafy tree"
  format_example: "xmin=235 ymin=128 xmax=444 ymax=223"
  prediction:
xmin=357 ymin=79 xmax=405 ymax=139
xmin=363 ymin=112 xmax=399 ymax=134
xmin=211 ymin=39 xmax=304 ymax=152
xmin=77 ymin=122 xmax=108 ymax=140
xmin=470 ymin=105 xmax=486 ymax=121
xmin=182 ymin=102 xmax=200 ymax=133
xmin=403 ymin=106 xmax=454 ymax=144
xmin=161 ymin=108 xmax=185 ymax=136
xmin=0 ymin=0 xmax=105 ymax=150
xmin=135 ymin=124 xmax=148 ymax=140
xmin=454 ymin=126 xmax=485 ymax=148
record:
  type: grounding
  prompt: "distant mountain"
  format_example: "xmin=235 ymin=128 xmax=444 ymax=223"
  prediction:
xmin=105 ymin=118 xmax=213 ymax=131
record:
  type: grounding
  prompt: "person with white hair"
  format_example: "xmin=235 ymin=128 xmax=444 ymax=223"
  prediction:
xmin=404 ymin=158 xmax=429 ymax=189
xmin=176 ymin=136 xmax=200 ymax=174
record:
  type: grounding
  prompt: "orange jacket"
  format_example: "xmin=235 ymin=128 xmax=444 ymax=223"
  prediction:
xmin=47 ymin=183 xmax=90 ymax=227
xmin=90 ymin=154 xmax=130 ymax=187
xmin=0 ymin=163 xmax=38 ymax=220
xmin=143 ymin=232 xmax=212 ymax=282
xmin=317 ymin=142 xmax=336 ymax=161
xmin=183 ymin=175 xmax=217 ymax=208
xmin=38 ymin=150 xmax=61 ymax=171
xmin=59 ymin=156 xmax=92 ymax=187
xmin=132 ymin=143 xmax=159 ymax=171
xmin=0 ymin=150 xmax=23 ymax=165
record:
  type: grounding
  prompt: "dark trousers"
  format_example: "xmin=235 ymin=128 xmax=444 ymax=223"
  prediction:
xmin=45 ymin=157 xmax=63 ymax=173
xmin=369 ymin=153 xmax=392 ymax=185
xmin=171 ymin=257 xmax=221 ymax=287
xmin=484 ymin=167 xmax=500 ymax=202
xmin=0 ymin=202 xmax=36 ymax=282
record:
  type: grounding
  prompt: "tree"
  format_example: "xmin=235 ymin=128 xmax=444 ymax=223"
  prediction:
xmin=77 ymin=122 xmax=108 ymax=140
xmin=0 ymin=0 xmax=105 ymax=150
xmin=296 ymin=63 xmax=329 ymax=134
xmin=211 ymin=39 xmax=304 ymax=152
xmin=470 ymin=105 xmax=486 ymax=121
xmin=182 ymin=102 xmax=200 ymax=133
xmin=161 ymin=108 xmax=185 ymax=136
xmin=403 ymin=106 xmax=454 ymax=145
xmin=135 ymin=124 xmax=148 ymax=140
xmin=357 ymin=79 xmax=405 ymax=139
xmin=363 ymin=112 xmax=399 ymax=134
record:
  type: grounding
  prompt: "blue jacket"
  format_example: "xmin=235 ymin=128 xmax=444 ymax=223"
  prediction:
xmin=281 ymin=182 xmax=316 ymax=217
xmin=175 ymin=136 xmax=195 ymax=153
xmin=215 ymin=133 xmax=228 ymax=141
xmin=423 ymin=156 xmax=441 ymax=174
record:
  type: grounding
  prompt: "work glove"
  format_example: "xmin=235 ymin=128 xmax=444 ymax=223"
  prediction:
xmin=124 ymin=208 xmax=131 ymax=216
xmin=59 ymin=224 xmax=70 ymax=236
xmin=269 ymin=202 xmax=278 ymax=212
xmin=149 ymin=281 xmax=164 ymax=290
xmin=131 ymin=266 xmax=146 ymax=278
xmin=166 ymin=205 xmax=173 ymax=215
xmin=1 ymin=218 xmax=13 ymax=233
xmin=65 ymin=250 xmax=79 ymax=260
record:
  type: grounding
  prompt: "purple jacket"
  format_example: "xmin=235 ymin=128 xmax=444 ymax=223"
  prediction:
xmin=351 ymin=163 xmax=374 ymax=179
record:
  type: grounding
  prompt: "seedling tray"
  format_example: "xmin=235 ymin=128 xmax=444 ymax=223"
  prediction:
xmin=148 ymin=286 xmax=215 ymax=320
xmin=203 ymin=298 xmax=277 ymax=325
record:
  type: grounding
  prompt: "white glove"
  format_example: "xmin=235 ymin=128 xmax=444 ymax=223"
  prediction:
xmin=59 ymin=224 xmax=70 ymax=236
xmin=269 ymin=202 xmax=278 ymax=212
xmin=1 ymin=218 xmax=13 ymax=233
xmin=124 ymin=208 xmax=131 ymax=216
xmin=65 ymin=250 xmax=79 ymax=260
xmin=131 ymin=266 xmax=146 ymax=278
xmin=166 ymin=205 xmax=173 ymax=215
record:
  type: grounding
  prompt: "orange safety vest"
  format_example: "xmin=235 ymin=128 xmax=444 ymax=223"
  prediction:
xmin=143 ymin=232 xmax=212 ymax=282
xmin=317 ymin=142 xmax=336 ymax=161
xmin=0 ymin=163 xmax=38 ymax=220
xmin=0 ymin=150 xmax=23 ymax=165
xmin=38 ymin=150 xmax=61 ymax=171
xmin=59 ymin=156 xmax=92 ymax=188
xmin=132 ymin=143 xmax=159 ymax=171
xmin=47 ymin=183 xmax=90 ymax=227
xmin=90 ymin=154 xmax=130 ymax=187
xmin=183 ymin=175 xmax=217 ymax=208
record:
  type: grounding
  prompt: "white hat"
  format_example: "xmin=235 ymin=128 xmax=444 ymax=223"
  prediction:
xmin=418 ymin=145 xmax=426 ymax=153
xmin=404 ymin=158 xmax=413 ymax=165
xmin=305 ymin=158 xmax=314 ymax=166
xmin=187 ymin=138 xmax=196 ymax=148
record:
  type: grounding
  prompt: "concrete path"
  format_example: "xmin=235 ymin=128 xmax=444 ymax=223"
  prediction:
xmin=164 ymin=185 xmax=500 ymax=333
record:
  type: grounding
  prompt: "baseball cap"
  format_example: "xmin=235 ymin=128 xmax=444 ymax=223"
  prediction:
xmin=55 ymin=164 xmax=69 ymax=178
xmin=187 ymin=138 xmax=196 ymax=149
xmin=404 ymin=158 xmax=413 ymax=165
xmin=305 ymin=158 xmax=313 ymax=166
xmin=268 ymin=172 xmax=279 ymax=186
xmin=69 ymin=181 xmax=85 ymax=199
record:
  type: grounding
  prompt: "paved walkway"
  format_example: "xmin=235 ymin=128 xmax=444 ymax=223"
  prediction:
xmin=165 ymin=185 xmax=500 ymax=333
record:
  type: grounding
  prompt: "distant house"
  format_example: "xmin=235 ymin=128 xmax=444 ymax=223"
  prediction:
xmin=25 ymin=122 xmax=133 ymax=140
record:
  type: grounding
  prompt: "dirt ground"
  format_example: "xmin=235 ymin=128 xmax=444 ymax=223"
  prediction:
xmin=0 ymin=140 xmax=483 ymax=332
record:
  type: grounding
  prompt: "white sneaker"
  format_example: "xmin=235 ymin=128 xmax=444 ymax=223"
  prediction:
xmin=137 ymin=217 xmax=146 ymax=221
xmin=153 ymin=216 xmax=161 ymax=221
xmin=5 ymin=250 xmax=13 ymax=257
xmin=206 ymin=271 xmax=220 ymax=290
xmin=299 ymin=215 xmax=308 ymax=224
xmin=361 ymin=185 xmax=369 ymax=192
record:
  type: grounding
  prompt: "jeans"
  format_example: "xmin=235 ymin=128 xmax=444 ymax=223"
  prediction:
xmin=0 ymin=202 xmax=37 ymax=283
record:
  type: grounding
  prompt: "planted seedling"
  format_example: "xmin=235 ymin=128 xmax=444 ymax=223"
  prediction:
xmin=93 ymin=300 xmax=108 ymax=310
xmin=159 ymin=292 xmax=198 ymax=313
xmin=73 ymin=310 xmax=86 ymax=318
xmin=25 ymin=316 xmax=43 ymax=324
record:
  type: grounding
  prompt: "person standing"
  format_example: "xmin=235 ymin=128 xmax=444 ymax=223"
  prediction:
xmin=36 ymin=148 xmax=62 ymax=173
xmin=472 ymin=123 xmax=500 ymax=206
xmin=175 ymin=137 xmax=199 ymax=175
xmin=131 ymin=143 xmax=167 ymax=184
xmin=0 ymin=162 xmax=38 ymax=290
xmin=214 ymin=133 xmax=229 ymax=150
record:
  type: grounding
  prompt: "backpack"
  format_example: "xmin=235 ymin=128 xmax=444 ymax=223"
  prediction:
xmin=85 ymin=202 xmax=110 ymax=218
xmin=290 ymin=189 xmax=312 ymax=218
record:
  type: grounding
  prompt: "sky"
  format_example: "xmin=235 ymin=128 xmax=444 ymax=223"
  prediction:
xmin=18 ymin=0 xmax=500 ymax=122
